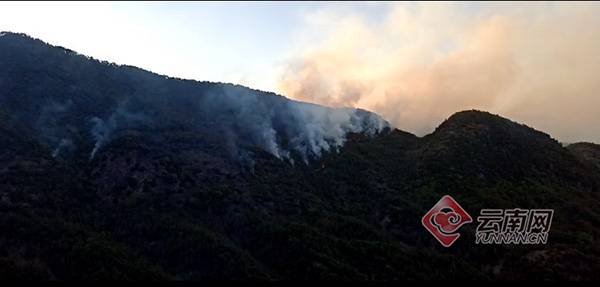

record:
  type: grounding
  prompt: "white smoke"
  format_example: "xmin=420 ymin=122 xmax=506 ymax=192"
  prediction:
xmin=89 ymin=102 xmax=149 ymax=160
xmin=52 ymin=138 xmax=74 ymax=158
xmin=278 ymin=2 xmax=600 ymax=143
xmin=36 ymin=100 xmax=76 ymax=158
xmin=285 ymin=101 xmax=386 ymax=163
xmin=89 ymin=116 xmax=111 ymax=160
xmin=199 ymin=86 xmax=389 ymax=164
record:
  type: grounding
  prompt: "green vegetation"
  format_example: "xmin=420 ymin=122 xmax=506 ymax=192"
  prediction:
xmin=1 ymin=32 xmax=600 ymax=280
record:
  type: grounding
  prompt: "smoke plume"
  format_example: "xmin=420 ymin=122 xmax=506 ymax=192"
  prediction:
xmin=198 ymin=85 xmax=389 ymax=164
xmin=52 ymin=138 xmax=74 ymax=158
xmin=89 ymin=101 xmax=150 ymax=160
xmin=36 ymin=100 xmax=76 ymax=158
xmin=278 ymin=3 xmax=600 ymax=143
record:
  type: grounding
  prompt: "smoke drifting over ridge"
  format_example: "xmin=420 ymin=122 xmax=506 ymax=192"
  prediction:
xmin=277 ymin=3 xmax=600 ymax=143
xmin=84 ymin=87 xmax=388 ymax=163
xmin=196 ymin=85 xmax=389 ymax=164
xmin=89 ymin=101 xmax=151 ymax=160
xmin=0 ymin=31 xmax=388 ymax=165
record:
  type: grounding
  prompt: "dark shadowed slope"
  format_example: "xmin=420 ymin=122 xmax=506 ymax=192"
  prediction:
xmin=568 ymin=142 xmax=600 ymax=172
xmin=1 ymin=32 xmax=600 ymax=280
xmin=0 ymin=32 xmax=389 ymax=167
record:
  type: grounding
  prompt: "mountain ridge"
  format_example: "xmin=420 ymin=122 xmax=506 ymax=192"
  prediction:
xmin=1 ymin=31 xmax=600 ymax=280
xmin=2 ymin=31 xmax=596 ymax=151
xmin=0 ymin=31 xmax=391 ymax=166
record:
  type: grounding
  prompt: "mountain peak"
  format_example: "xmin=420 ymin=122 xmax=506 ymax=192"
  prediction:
xmin=0 ymin=31 xmax=389 ymax=165
xmin=0 ymin=31 xmax=39 ymax=42
xmin=2 ymin=31 xmax=600 ymax=281
xmin=431 ymin=109 xmax=555 ymax=143
xmin=438 ymin=109 xmax=516 ymax=129
xmin=0 ymin=31 xmax=23 ymax=36
xmin=568 ymin=142 xmax=600 ymax=170
xmin=0 ymin=30 xmax=76 ymax=56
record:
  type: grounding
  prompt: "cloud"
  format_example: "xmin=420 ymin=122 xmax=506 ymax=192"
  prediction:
xmin=277 ymin=2 xmax=600 ymax=143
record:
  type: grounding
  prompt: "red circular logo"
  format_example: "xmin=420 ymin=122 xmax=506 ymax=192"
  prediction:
xmin=422 ymin=195 xmax=473 ymax=247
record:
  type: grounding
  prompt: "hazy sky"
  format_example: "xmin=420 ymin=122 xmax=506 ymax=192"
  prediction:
xmin=0 ymin=1 xmax=390 ymax=90
xmin=1 ymin=1 xmax=600 ymax=143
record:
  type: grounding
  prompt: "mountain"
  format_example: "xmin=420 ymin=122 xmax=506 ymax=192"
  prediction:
xmin=568 ymin=142 xmax=600 ymax=173
xmin=0 ymin=32 xmax=388 ymax=167
xmin=1 ymin=32 xmax=600 ymax=280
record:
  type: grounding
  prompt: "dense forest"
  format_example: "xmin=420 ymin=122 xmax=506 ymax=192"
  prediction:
xmin=1 ymin=32 xmax=600 ymax=280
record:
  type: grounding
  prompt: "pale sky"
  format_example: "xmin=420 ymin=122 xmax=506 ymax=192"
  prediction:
xmin=0 ymin=1 xmax=395 ymax=91
xmin=2 ymin=1 xmax=600 ymax=143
